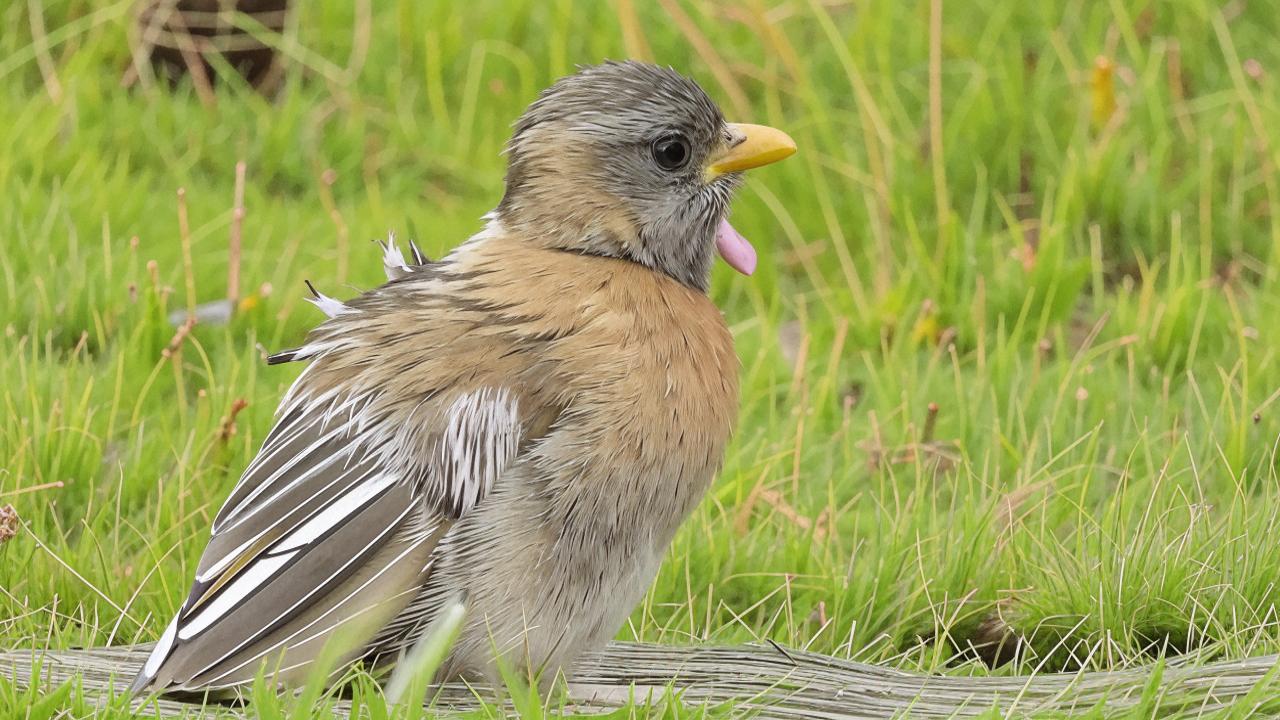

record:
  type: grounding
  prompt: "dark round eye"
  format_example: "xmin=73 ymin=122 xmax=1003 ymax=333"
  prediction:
xmin=651 ymin=134 xmax=691 ymax=171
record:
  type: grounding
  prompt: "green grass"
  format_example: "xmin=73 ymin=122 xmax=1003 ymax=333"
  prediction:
xmin=4 ymin=0 xmax=1280 ymax=716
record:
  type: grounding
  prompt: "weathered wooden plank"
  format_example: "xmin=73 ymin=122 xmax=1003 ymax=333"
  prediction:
xmin=3 ymin=643 xmax=1278 ymax=718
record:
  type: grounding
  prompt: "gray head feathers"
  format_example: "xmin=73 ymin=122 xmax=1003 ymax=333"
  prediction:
xmin=496 ymin=61 xmax=740 ymax=292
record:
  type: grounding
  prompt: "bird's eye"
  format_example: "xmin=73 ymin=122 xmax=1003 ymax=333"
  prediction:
xmin=651 ymin=135 xmax=691 ymax=171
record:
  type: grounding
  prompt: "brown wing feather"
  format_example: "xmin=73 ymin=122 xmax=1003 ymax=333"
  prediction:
xmin=132 ymin=378 xmax=529 ymax=694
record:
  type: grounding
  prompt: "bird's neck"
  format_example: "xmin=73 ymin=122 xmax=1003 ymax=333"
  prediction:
xmin=491 ymin=203 xmax=715 ymax=294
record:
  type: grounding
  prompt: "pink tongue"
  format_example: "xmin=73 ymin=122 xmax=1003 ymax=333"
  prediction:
xmin=715 ymin=219 xmax=757 ymax=276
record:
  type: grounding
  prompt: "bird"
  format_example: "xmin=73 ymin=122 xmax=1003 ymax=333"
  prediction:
xmin=130 ymin=60 xmax=796 ymax=697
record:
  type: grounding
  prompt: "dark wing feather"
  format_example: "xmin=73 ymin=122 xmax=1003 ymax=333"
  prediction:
xmin=131 ymin=385 xmax=523 ymax=694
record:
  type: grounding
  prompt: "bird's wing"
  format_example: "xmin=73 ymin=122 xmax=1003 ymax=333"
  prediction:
xmin=132 ymin=373 xmax=528 ymax=694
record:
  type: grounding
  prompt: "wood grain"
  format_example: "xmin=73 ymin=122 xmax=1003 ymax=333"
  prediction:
xmin=4 ymin=642 xmax=1280 ymax=718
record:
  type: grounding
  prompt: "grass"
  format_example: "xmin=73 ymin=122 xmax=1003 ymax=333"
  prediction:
xmin=3 ymin=0 xmax=1280 ymax=716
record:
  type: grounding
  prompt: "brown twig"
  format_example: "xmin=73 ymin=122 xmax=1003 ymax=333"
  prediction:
xmin=922 ymin=402 xmax=940 ymax=444
xmin=163 ymin=315 xmax=197 ymax=415
xmin=167 ymin=9 xmax=217 ymax=108
xmin=216 ymin=398 xmax=250 ymax=443
xmin=318 ymin=168 xmax=349 ymax=283
xmin=655 ymin=0 xmax=749 ymax=118
xmin=928 ymin=0 xmax=950 ymax=231
xmin=787 ymin=331 xmax=811 ymax=496
xmin=614 ymin=0 xmax=653 ymax=62
xmin=773 ymin=489 xmax=827 ymax=542
xmin=0 ymin=481 xmax=65 ymax=498
xmin=229 ymin=161 xmax=246 ymax=304
xmin=26 ymin=0 xmax=63 ymax=103
xmin=145 ymin=259 xmax=161 ymax=294
xmin=177 ymin=188 xmax=196 ymax=319
xmin=1166 ymin=40 xmax=1195 ymax=141
xmin=161 ymin=316 xmax=196 ymax=360
xmin=345 ymin=0 xmax=372 ymax=84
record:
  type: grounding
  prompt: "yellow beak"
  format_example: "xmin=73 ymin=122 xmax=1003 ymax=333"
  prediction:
xmin=706 ymin=123 xmax=797 ymax=178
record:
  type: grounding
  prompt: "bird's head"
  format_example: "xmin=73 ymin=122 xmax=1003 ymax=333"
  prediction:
xmin=495 ymin=61 xmax=795 ymax=291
